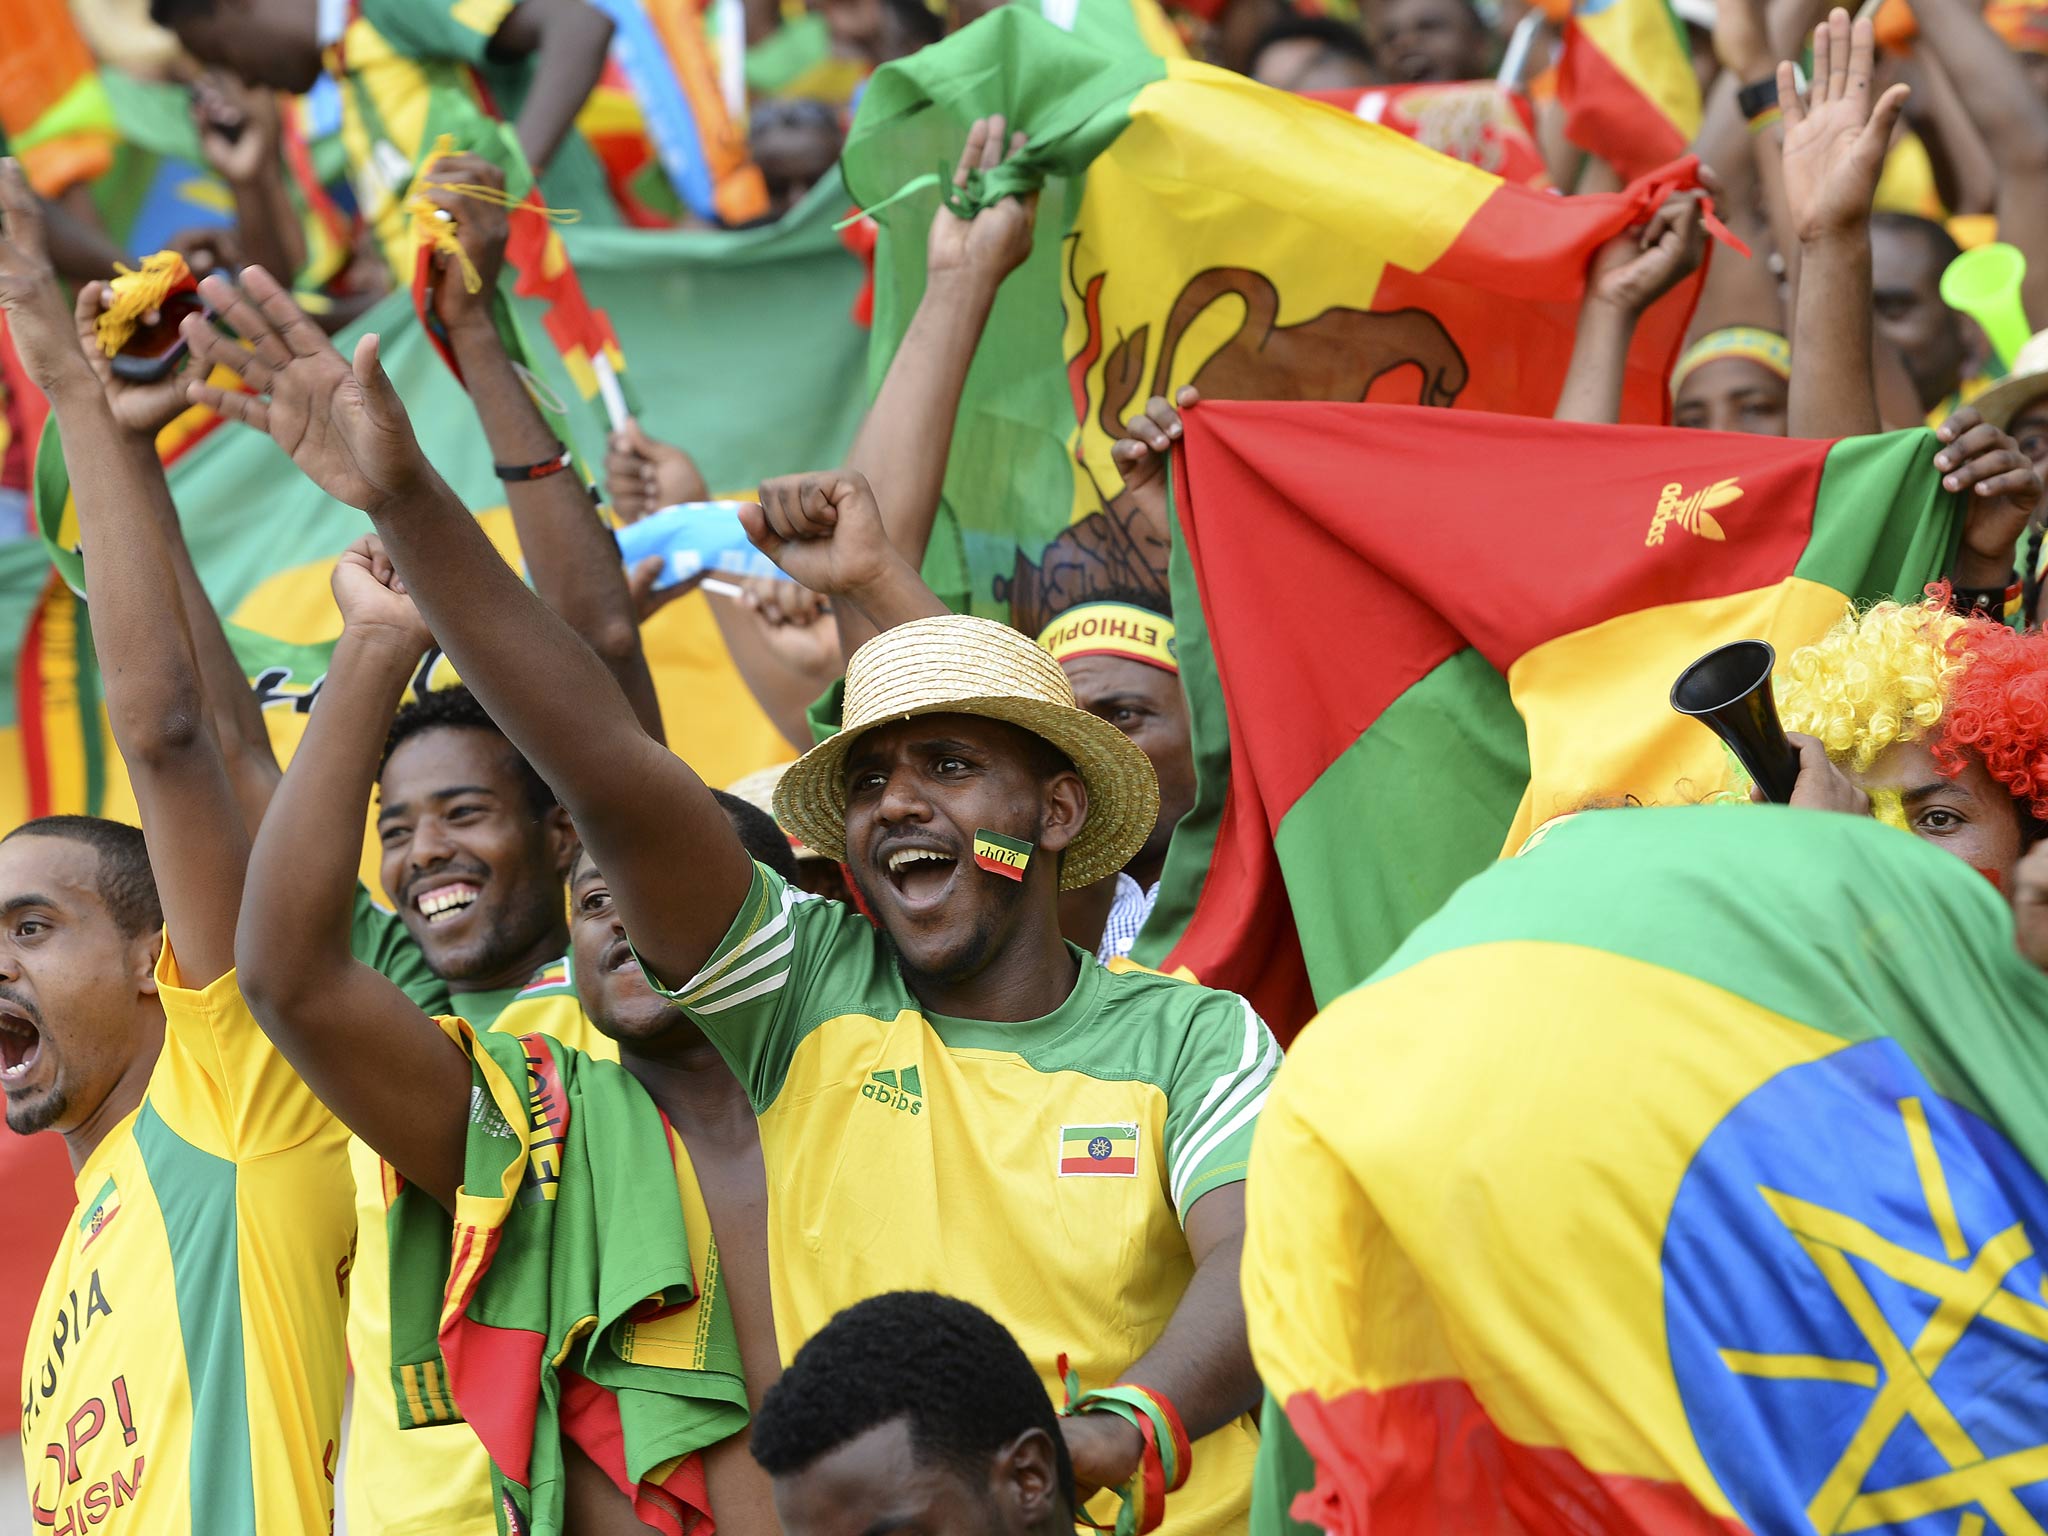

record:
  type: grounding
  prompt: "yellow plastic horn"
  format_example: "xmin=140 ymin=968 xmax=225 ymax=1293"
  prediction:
xmin=1940 ymin=242 xmax=2031 ymax=372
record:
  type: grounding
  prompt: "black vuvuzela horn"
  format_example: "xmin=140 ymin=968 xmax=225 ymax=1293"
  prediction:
xmin=1670 ymin=639 xmax=1802 ymax=805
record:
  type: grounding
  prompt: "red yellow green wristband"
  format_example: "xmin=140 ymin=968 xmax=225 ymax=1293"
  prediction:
xmin=1058 ymin=1357 xmax=1191 ymax=1536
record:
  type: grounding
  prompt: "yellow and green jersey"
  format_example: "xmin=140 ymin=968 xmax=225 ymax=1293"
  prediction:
xmin=18 ymin=941 xmax=352 ymax=1536
xmin=342 ymin=919 xmax=613 ymax=1536
xmin=651 ymin=864 xmax=1280 ymax=1536
xmin=328 ymin=0 xmax=618 ymax=281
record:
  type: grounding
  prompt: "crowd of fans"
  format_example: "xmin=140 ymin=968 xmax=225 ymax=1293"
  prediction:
xmin=2 ymin=0 xmax=2048 ymax=1530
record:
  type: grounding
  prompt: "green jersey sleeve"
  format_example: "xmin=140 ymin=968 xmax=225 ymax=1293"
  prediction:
xmin=640 ymin=861 xmax=880 ymax=1111
xmin=358 ymin=0 xmax=516 ymax=64
xmin=351 ymin=884 xmax=452 ymax=1015
xmin=1162 ymin=991 xmax=1281 ymax=1218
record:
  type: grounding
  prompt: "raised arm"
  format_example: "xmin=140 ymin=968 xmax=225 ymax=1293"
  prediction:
xmin=741 ymin=472 xmax=950 ymax=639
xmin=1904 ymin=0 xmax=2048 ymax=329
xmin=418 ymin=153 xmax=666 ymax=742
xmin=181 ymin=267 xmax=753 ymax=990
xmin=1779 ymin=9 xmax=1910 ymax=440
xmin=484 ymin=0 xmax=616 ymax=176
xmin=0 ymin=161 xmax=246 ymax=983
xmin=235 ymin=537 xmax=471 ymax=1210
xmin=1554 ymin=194 xmax=1708 ymax=424
xmin=192 ymin=72 xmax=307 ymax=289
xmin=838 ymin=116 xmax=1037 ymax=659
xmin=69 ymin=281 xmax=283 ymax=834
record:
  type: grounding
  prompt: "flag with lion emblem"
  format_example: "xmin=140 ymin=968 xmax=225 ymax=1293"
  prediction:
xmin=1134 ymin=404 xmax=1961 ymax=1036
xmin=839 ymin=6 xmax=1713 ymax=635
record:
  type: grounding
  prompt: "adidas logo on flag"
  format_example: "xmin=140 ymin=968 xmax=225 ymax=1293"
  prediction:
xmin=861 ymin=1067 xmax=924 ymax=1116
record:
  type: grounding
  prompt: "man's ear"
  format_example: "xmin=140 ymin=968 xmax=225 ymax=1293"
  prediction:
xmin=136 ymin=928 xmax=164 ymax=998
xmin=1037 ymin=771 xmax=1089 ymax=858
xmin=545 ymin=806 xmax=579 ymax=878
xmin=991 ymin=1426 xmax=1065 ymax=1527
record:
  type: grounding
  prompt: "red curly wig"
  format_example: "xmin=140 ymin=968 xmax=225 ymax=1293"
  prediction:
xmin=1932 ymin=617 xmax=2048 ymax=822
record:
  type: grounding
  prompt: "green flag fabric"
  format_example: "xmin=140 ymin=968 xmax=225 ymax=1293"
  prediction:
xmin=388 ymin=1018 xmax=747 ymax=1536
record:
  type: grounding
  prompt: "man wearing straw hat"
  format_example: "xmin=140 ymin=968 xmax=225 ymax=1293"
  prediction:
xmin=178 ymin=272 xmax=1275 ymax=1536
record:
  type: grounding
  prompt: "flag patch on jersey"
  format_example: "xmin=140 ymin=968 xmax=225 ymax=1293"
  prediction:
xmin=518 ymin=957 xmax=573 ymax=996
xmin=973 ymin=830 xmax=1033 ymax=880
xmin=1060 ymin=1123 xmax=1138 ymax=1176
xmin=77 ymin=1177 xmax=120 ymax=1250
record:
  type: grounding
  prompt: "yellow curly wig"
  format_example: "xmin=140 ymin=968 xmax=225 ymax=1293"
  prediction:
xmin=1774 ymin=596 xmax=1971 ymax=772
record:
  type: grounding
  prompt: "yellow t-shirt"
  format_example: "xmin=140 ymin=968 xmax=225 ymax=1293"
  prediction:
xmin=653 ymin=865 xmax=1280 ymax=1536
xmin=18 ymin=942 xmax=352 ymax=1536
xmin=342 ymin=957 xmax=613 ymax=1536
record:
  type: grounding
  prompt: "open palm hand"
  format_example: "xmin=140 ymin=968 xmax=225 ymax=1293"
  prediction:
xmin=1778 ymin=9 xmax=1911 ymax=242
xmin=182 ymin=267 xmax=431 ymax=513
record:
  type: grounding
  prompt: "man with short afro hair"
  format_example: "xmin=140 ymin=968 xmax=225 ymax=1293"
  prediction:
xmin=753 ymin=1292 xmax=1077 ymax=1536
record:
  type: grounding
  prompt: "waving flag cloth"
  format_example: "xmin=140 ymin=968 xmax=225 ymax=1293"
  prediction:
xmin=840 ymin=8 xmax=1711 ymax=636
xmin=1132 ymin=405 xmax=1960 ymax=1036
xmin=1550 ymin=0 xmax=1703 ymax=180
xmin=15 ymin=177 xmax=870 ymax=832
xmin=1307 ymin=84 xmax=1549 ymax=187
xmin=386 ymin=1021 xmax=747 ymax=1536
xmin=0 ymin=0 xmax=117 ymax=198
xmin=1244 ymin=804 xmax=2048 ymax=1536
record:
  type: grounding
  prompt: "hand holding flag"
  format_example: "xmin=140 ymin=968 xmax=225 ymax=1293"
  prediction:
xmin=182 ymin=267 xmax=432 ymax=515
xmin=925 ymin=115 xmax=1040 ymax=292
xmin=414 ymin=153 xmax=512 ymax=335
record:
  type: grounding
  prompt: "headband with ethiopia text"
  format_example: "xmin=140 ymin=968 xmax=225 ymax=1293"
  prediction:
xmin=1036 ymin=602 xmax=1177 ymax=675
xmin=1673 ymin=326 xmax=1792 ymax=394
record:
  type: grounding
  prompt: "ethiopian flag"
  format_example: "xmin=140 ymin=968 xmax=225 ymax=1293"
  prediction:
xmin=1244 ymin=804 xmax=2048 ymax=1535
xmin=1133 ymin=404 xmax=1959 ymax=1035
xmin=840 ymin=7 xmax=1710 ymax=636
xmin=1554 ymin=0 xmax=1703 ymax=181
xmin=1060 ymin=1123 xmax=1139 ymax=1175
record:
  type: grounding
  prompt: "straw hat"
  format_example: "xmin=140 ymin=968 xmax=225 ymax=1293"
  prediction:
xmin=774 ymin=615 xmax=1160 ymax=890
xmin=724 ymin=763 xmax=828 ymax=863
xmin=1974 ymin=329 xmax=2048 ymax=432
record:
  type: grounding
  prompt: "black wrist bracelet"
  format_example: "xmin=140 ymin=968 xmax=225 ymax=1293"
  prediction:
xmin=495 ymin=444 xmax=573 ymax=483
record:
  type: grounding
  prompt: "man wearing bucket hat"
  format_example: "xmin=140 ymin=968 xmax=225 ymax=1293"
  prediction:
xmin=179 ymin=272 xmax=1274 ymax=1536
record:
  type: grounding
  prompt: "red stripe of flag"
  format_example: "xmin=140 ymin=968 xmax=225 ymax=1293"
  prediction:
xmin=1061 ymin=1155 xmax=1138 ymax=1175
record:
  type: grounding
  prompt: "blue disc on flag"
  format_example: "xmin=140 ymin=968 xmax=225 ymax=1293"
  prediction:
xmin=1663 ymin=1039 xmax=2048 ymax=1534
xmin=1089 ymin=1136 xmax=1113 ymax=1161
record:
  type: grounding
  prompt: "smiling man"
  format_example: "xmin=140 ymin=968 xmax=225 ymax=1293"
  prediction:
xmin=180 ymin=268 xmax=1276 ymax=1536
xmin=234 ymin=537 xmax=784 ymax=1535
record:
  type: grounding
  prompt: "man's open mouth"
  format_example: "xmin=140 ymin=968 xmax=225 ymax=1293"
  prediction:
xmin=602 ymin=935 xmax=639 ymax=976
xmin=414 ymin=881 xmax=483 ymax=926
xmin=0 ymin=1007 xmax=41 ymax=1084
xmin=880 ymin=845 xmax=959 ymax=907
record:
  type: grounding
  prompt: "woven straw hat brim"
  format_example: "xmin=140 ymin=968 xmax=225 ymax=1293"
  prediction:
xmin=1972 ymin=364 xmax=2048 ymax=432
xmin=775 ymin=694 xmax=1160 ymax=891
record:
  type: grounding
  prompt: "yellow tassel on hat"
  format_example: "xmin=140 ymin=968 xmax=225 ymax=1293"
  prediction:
xmin=404 ymin=133 xmax=578 ymax=296
xmin=95 ymin=251 xmax=193 ymax=356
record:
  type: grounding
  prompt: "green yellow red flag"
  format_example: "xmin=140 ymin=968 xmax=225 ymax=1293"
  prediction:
xmin=1555 ymin=0 xmax=1703 ymax=180
xmin=15 ymin=182 xmax=870 ymax=835
xmin=840 ymin=8 xmax=1710 ymax=632
xmin=1133 ymin=404 xmax=1960 ymax=1033
xmin=1244 ymin=804 xmax=2048 ymax=1534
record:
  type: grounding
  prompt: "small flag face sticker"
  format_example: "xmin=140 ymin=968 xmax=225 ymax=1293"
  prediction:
xmin=1060 ymin=1123 xmax=1139 ymax=1176
xmin=973 ymin=829 xmax=1033 ymax=881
